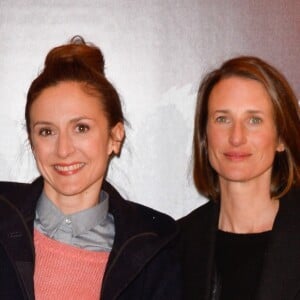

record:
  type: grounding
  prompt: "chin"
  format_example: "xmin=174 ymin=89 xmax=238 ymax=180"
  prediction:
xmin=57 ymin=189 xmax=83 ymax=197
xmin=220 ymin=172 xmax=253 ymax=183
xmin=53 ymin=183 xmax=86 ymax=196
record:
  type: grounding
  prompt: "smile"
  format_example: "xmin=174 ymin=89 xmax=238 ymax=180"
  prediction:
xmin=54 ymin=163 xmax=85 ymax=174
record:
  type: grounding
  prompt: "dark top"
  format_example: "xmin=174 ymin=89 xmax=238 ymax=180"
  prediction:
xmin=178 ymin=187 xmax=300 ymax=300
xmin=216 ymin=230 xmax=271 ymax=300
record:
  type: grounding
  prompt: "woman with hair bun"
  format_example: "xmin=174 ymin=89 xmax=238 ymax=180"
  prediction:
xmin=0 ymin=36 xmax=181 ymax=299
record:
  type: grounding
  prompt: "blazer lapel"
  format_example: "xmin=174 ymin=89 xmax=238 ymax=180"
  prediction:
xmin=257 ymin=188 xmax=300 ymax=299
xmin=179 ymin=201 xmax=220 ymax=300
xmin=0 ymin=195 xmax=35 ymax=299
xmin=197 ymin=205 xmax=219 ymax=300
xmin=101 ymin=181 xmax=178 ymax=299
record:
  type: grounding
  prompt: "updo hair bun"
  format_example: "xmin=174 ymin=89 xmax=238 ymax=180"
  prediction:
xmin=44 ymin=35 xmax=105 ymax=75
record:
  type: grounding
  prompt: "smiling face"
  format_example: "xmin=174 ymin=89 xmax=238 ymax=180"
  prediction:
xmin=30 ymin=81 xmax=124 ymax=210
xmin=206 ymin=76 xmax=284 ymax=188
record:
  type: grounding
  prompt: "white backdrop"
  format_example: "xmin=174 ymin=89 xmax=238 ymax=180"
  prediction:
xmin=0 ymin=0 xmax=299 ymax=219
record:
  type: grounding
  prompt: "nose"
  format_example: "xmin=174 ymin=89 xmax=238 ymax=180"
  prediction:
xmin=229 ymin=121 xmax=247 ymax=146
xmin=56 ymin=131 xmax=75 ymax=158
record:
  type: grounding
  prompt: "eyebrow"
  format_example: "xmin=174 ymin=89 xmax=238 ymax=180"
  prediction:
xmin=32 ymin=121 xmax=52 ymax=128
xmin=212 ymin=109 xmax=264 ymax=114
xmin=32 ymin=116 xmax=94 ymax=128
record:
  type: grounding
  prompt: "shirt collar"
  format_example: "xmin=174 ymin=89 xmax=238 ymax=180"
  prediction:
xmin=35 ymin=190 xmax=110 ymax=237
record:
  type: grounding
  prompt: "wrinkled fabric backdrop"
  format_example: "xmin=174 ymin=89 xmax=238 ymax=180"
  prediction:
xmin=0 ymin=0 xmax=299 ymax=218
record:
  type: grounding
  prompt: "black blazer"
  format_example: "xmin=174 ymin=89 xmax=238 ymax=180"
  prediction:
xmin=178 ymin=187 xmax=300 ymax=300
xmin=0 ymin=177 xmax=182 ymax=300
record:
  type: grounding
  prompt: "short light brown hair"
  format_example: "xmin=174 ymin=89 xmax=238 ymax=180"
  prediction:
xmin=193 ymin=56 xmax=300 ymax=201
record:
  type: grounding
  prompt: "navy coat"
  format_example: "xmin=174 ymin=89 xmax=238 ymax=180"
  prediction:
xmin=0 ymin=177 xmax=181 ymax=300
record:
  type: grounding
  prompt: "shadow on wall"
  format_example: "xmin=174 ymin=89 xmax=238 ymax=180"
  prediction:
xmin=129 ymin=84 xmax=207 ymax=218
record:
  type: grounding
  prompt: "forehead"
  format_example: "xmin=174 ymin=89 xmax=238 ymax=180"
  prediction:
xmin=30 ymin=81 xmax=104 ymax=117
xmin=29 ymin=81 xmax=109 ymax=129
xmin=208 ymin=76 xmax=273 ymax=112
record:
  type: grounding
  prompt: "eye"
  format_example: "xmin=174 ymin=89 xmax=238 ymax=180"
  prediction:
xmin=75 ymin=123 xmax=90 ymax=133
xmin=215 ymin=116 xmax=229 ymax=123
xmin=39 ymin=128 xmax=53 ymax=136
xmin=249 ymin=116 xmax=262 ymax=124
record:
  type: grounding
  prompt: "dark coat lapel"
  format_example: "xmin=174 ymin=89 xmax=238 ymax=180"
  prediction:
xmin=0 ymin=195 xmax=34 ymax=299
xmin=99 ymin=181 xmax=179 ymax=299
xmin=0 ymin=177 xmax=43 ymax=299
xmin=257 ymin=188 xmax=300 ymax=299
xmin=179 ymin=200 xmax=219 ymax=300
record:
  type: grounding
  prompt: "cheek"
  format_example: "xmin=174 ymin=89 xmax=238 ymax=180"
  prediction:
xmin=252 ymin=130 xmax=279 ymax=153
xmin=206 ymin=135 xmax=221 ymax=169
xmin=31 ymin=138 xmax=54 ymax=162
xmin=80 ymin=135 xmax=111 ymax=158
xmin=32 ymin=145 xmax=49 ymax=162
xmin=206 ymin=127 xmax=225 ymax=152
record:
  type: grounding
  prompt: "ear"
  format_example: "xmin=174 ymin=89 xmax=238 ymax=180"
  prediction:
xmin=108 ymin=122 xmax=125 ymax=156
xmin=276 ymin=138 xmax=285 ymax=152
xmin=30 ymin=140 xmax=36 ymax=156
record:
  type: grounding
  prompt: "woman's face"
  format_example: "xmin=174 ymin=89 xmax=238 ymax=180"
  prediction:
xmin=30 ymin=81 xmax=124 ymax=206
xmin=206 ymin=76 xmax=284 ymax=187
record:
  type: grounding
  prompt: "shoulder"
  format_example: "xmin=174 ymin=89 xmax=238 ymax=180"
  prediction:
xmin=283 ymin=186 xmax=300 ymax=201
xmin=103 ymin=180 xmax=178 ymax=238
xmin=0 ymin=181 xmax=32 ymax=205
xmin=178 ymin=200 xmax=217 ymax=232
xmin=0 ymin=177 xmax=43 ymax=215
xmin=279 ymin=186 xmax=300 ymax=212
xmin=0 ymin=180 xmax=31 ymax=192
xmin=277 ymin=186 xmax=300 ymax=219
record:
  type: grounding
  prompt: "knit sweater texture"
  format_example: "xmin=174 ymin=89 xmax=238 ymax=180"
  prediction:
xmin=34 ymin=229 xmax=109 ymax=299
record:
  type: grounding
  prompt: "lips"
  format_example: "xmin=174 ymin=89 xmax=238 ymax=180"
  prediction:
xmin=224 ymin=152 xmax=251 ymax=161
xmin=54 ymin=162 xmax=85 ymax=175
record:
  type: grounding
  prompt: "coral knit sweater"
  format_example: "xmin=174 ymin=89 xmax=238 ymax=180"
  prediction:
xmin=34 ymin=229 xmax=109 ymax=300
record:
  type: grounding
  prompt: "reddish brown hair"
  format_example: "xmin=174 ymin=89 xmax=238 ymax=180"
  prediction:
xmin=26 ymin=36 xmax=124 ymax=141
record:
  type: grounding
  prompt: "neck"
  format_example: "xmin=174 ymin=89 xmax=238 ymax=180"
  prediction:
xmin=218 ymin=180 xmax=279 ymax=233
xmin=44 ymin=184 xmax=101 ymax=215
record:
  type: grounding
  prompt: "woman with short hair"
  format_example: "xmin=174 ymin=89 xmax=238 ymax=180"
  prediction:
xmin=179 ymin=56 xmax=300 ymax=300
